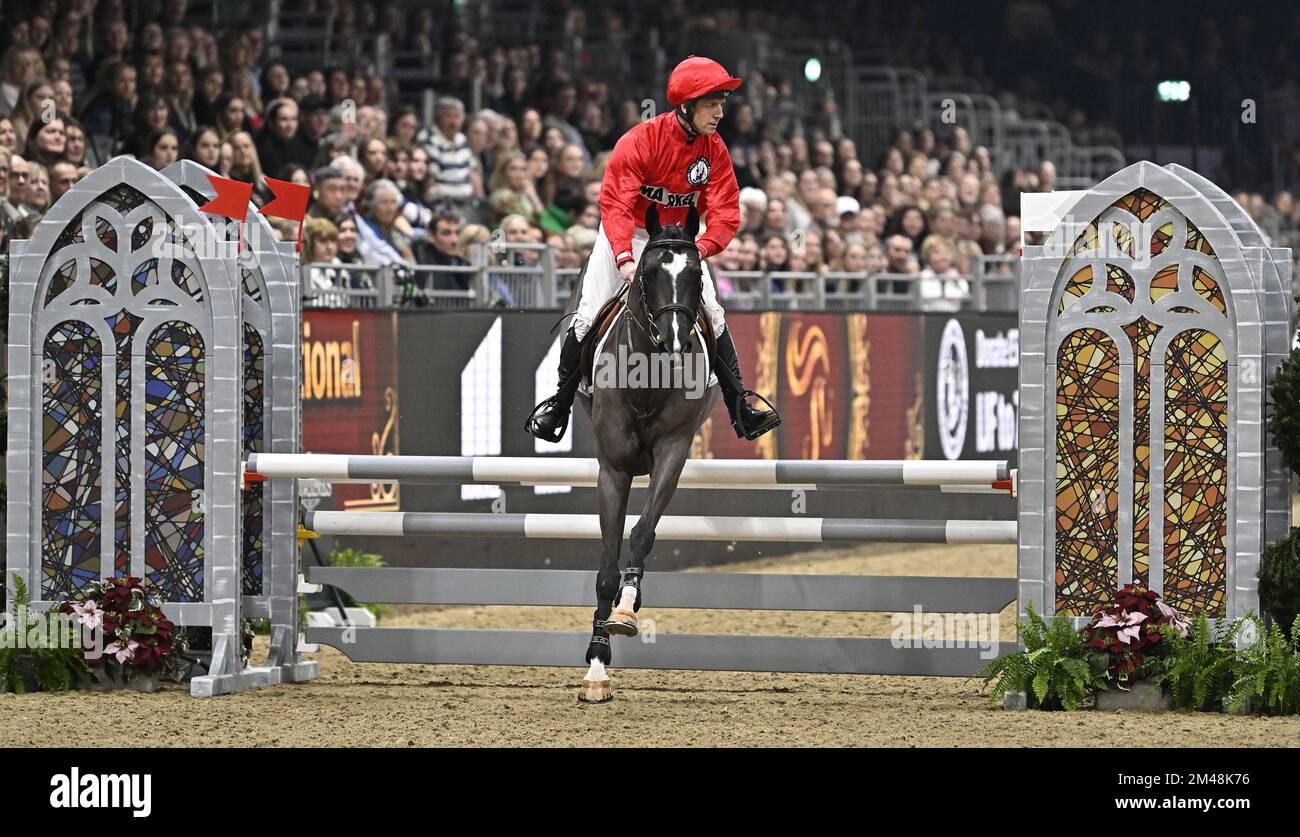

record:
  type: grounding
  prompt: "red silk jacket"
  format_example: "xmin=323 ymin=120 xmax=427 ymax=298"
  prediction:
xmin=598 ymin=109 xmax=741 ymax=267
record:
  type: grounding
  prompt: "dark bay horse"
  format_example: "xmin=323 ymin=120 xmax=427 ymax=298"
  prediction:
xmin=577 ymin=205 xmax=717 ymax=703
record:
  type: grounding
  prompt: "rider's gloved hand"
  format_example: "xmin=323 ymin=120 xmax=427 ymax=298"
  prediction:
xmin=618 ymin=261 xmax=636 ymax=285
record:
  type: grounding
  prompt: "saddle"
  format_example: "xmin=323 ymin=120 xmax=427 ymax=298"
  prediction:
xmin=579 ymin=295 xmax=717 ymax=388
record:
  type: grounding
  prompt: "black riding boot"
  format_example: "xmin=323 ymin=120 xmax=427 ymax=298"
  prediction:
xmin=715 ymin=327 xmax=781 ymax=441
xmin=525 ymin=327 xmax=583 ymax=442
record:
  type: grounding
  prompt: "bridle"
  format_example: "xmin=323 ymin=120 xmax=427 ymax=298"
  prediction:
xmin=630 ymin=237 xmax=700 ymax=348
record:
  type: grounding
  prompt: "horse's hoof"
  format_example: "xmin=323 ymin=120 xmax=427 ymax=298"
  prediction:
xmin=603 ymin=608 xmax=638 ymax=637
xmin=577 ymin=679 xmax=613 ymax=704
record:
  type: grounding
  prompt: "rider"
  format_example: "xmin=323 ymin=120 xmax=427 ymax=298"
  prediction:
xmin=525 ymin=55 xmax=781 ymax=443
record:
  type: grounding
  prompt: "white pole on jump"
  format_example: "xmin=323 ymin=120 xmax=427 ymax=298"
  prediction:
xmin=248 ymin=454 xmax=1012 ymax=490
xmin=302 ymin=511 xmax=1018 ymax=545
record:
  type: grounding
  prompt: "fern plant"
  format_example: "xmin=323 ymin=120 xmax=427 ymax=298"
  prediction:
xmin=0 ymin=574 xmax=88 ymax=693
xmin=1227 ymin=614 xmax=1300 ymax=716
xmin=1156 ymin=613 xmax=1240 ymax=712
xmin=975 ymin=602 xmax=1104 ymax=710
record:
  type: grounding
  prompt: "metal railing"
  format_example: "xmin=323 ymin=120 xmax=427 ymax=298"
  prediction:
xmin=717 ymin=270 xmax=1004 ymax=313
xmin=300 ymin=249 xmax=1023 ymax=313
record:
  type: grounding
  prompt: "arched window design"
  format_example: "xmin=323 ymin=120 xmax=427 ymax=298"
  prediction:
xmin=29 ymin=176 xmax=216 ymax=604
xmin=1050 ymin=187 xmax=1231 ymax=616
xmin=12 ymin=156 xmax=301 ymax=693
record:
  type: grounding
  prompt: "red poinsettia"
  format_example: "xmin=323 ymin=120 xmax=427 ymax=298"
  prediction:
xmin=1080 ymin=584 xmax=1189 ymax=684
xmin=58 ymin=576 xmax=178 ymax=679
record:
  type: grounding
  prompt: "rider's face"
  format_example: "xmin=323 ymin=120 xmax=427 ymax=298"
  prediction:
xmin=690 ymin=96 xmax=726 ymax=135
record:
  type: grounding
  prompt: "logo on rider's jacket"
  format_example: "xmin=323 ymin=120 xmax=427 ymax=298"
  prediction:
xmin=685 ymin=156 xmax=710 ymax=186
xmin=640 ymin=184 xmax=699 ymax=208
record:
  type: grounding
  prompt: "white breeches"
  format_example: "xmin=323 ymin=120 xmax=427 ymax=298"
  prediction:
xmin=573 ymin=223 xmax=727 ymax=341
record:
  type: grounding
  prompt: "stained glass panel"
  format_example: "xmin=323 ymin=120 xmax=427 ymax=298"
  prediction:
xmin=1163 ymin=329 xmax=1228 ymax=617
xmin=242 ymin=267 xmax=264 ymax=302
xmin=89 ymin=258 xmax=116 ymax=293
xmin=95 ymin=216 xmax=117 ymax=250
xmin=42 ymin=321 xmax=103 ymax=598
xmin=1185 ymin=222 xmax=1215 ymax=255
xmin=243 ymin=324 xmax=265 ymax=596
xmin=1055 ymin=328 xmax=1121 ymax=615
xmin=1106 ymin=265 xmax=1135 ymax=301
xmin=1058 ymin=266 xmax=1091 ymax=312
xmin=1115 ymin=188 xmax=1171 ymax=221
xmin=131 ymin=216 xmax=155 ymax=251
xmin=144 ymin=322 xmax=205 ymax=602
xmin=97 ymin=183 xmax=149 ymax=214
xmin=1150 ymin=222 xmax=1174 ymax=256
xmin=44 ymin=259 xmax=77 ymax=304
xmin=1191 ymin=266 xmax=1227 ymax=314
xmin=1149 ymin=264 xmax=1179 ymax=303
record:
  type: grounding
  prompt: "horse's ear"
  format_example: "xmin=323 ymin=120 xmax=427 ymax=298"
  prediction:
xmin=685 ymin=204 xmax=700 ymax=240
xmin=645 ymin=204 xmax=661 ymax=237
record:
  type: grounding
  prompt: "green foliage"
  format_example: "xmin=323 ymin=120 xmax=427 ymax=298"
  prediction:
xmin=1156 ymin=613 xmax=1240 ymax=712
xmin=326 ymin=548 xmax=389 ymax=620
xmin=1268 ymin=346 xmax=1300 ymax=475
xmin=975 ymin=602 xmax=1105 ymax=711
xmin=1227 ymin=614 xmax=1300 ymax=716
xmin=1260 ymin=529 xmax=1300 ymax=641
xmin=0 ymin=574 xmax=89 ymax=693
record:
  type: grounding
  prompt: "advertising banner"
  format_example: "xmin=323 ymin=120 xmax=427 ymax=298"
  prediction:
xmin=300 ymin=310 xmax=400 ymax=510
xmin=922 ymin=314 xmax=1020 ymax=463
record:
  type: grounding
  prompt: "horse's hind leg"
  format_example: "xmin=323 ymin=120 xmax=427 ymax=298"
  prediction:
xmin=620 ymin=433 xmax=693 ymax=623
xmin=579 ymin=466 xmax=630 ymax=704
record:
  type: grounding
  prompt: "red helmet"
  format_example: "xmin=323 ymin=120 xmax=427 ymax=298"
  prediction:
xmin=666 ymin=56 xmax=742 ymax=106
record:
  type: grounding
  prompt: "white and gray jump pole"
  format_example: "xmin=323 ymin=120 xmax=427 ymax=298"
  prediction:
xmin=247 ymin=454 xmax=1015 ymax=494
xmin=301 ymin=511 xmax=1018 ymax=545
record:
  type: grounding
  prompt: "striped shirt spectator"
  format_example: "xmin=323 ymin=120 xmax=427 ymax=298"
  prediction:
xmin=420 ymin=96 xmax=476 ymax=203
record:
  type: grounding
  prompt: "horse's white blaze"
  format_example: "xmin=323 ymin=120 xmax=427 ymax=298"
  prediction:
xmin=662 ymin=251 xmax=689 ymax=352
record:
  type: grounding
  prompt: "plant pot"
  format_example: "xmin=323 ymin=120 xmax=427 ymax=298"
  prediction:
xmin=17 ymin=655 xmax=39 ymax=693
xmin=84 ymin=665 xmax=126 ymax=692
xmin=126 ymin=673 xmax=159 ymax=693
xmin=1095 ymin=679 xmax=1171 ymax=712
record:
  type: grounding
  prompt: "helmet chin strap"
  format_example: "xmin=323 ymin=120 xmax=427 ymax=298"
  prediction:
xmin=676 ymin=104 xmax=699 ymax=143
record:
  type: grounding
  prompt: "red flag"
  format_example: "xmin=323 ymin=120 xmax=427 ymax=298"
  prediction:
xmin=199 ymin=175 xmax=253 ymax=222
xmin=262 ymin=177 xmax=311 ymax=221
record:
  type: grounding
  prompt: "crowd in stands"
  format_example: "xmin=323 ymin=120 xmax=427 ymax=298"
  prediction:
xmin=2 ymin=0 xmax=1299 ymax=313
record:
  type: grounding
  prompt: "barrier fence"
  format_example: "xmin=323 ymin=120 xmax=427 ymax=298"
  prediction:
xmin=299 ymin=245 xmax=1024 ymax=312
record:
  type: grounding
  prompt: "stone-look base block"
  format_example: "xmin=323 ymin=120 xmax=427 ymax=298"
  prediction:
xmin=1094 ymin=680 xmax=1170 ymax=712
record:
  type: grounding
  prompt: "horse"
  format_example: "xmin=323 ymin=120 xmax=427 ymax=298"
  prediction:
xmin=576 ymin=204 xmax=718 ymax=703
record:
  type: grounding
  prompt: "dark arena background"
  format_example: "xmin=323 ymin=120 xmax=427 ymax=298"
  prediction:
xmin=1 ymin=0 xmax=1299 ymax=768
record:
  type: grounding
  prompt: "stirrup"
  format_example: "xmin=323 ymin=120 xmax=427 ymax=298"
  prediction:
xmin=731 ymin=389 xmax=782 ymax=441
xmin=524 ymin=395 xmax=571 ymax=443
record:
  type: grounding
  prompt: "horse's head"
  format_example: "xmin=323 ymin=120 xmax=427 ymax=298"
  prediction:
xmin=635 ymin=204 xmax=703 ymax=357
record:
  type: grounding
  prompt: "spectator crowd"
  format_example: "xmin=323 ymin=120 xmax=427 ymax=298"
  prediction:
xmin=3 ymin=0 xmax=1299 ymax=313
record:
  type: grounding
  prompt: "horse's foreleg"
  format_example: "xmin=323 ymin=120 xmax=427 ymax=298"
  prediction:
xmin=580 ymin=466 xmax=630 ymax=704
xmin=623 ymin=434 xmax=694 ymax=615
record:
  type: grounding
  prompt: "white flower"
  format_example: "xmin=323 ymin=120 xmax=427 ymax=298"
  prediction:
xmin=71 ymin=601 xmax=103 ymax=630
